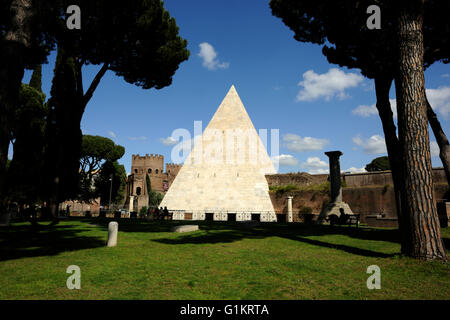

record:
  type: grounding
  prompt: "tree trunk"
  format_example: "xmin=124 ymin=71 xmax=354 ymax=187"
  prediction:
xmin=394 ymin=0 xmax=446 ymax=260
xmin=0 ymin=0 xmax=33 ymax=213
xmin=426 ymin=95 xmax=450 ymax=189
xmin=374 ymin=76 xmax=409 ymax=252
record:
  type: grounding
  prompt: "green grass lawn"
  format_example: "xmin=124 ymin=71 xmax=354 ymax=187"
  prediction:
xmin=0 ymin=218 xmax=449 ymax=300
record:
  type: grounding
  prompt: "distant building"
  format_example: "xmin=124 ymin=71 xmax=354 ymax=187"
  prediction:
xmin=125 ymin=154 xmax=181 ymax=212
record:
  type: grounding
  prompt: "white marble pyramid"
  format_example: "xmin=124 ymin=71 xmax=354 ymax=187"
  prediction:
xmin=160 ymin=85 xmax=277 ymax=222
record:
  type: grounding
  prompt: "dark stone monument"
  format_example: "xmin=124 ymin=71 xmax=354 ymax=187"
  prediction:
xmin=319 ymin=151 xmax=354 ymax=222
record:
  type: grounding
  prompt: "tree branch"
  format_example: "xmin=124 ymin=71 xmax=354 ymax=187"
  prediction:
xmin=74 ymin=57 xmax=84 ymax=104
xmin=83 ymin=63 xmax=108 ymax=109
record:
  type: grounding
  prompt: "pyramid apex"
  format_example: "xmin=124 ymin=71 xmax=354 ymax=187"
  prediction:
xmin=228 ymin=84 xmax=237 ymax=93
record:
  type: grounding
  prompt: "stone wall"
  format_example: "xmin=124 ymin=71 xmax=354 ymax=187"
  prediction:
xmin=60 ymin=198 xmax=101 ymax=214
xmin=269 ymin=183 xmax=449 ymax=225
xmin=266 ymin=172 xmax=328 ymax=187
xmin=343 ymin=168 xmax=446 ymax=187
xmin=270 ymin=190 xmax=329 ymax=222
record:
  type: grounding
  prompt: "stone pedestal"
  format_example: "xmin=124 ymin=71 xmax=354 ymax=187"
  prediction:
xmin=107 ymin=221 xmax=118 ymax=247
xmin=128 ymin=197 xmax=134 ymax=213
xmin=319 ymin=151 xmax=353 ymax=222
xmin=287 ymin=196 xmax=293 ymax=223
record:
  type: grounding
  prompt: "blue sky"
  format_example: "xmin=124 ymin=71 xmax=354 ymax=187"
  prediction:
xmin=19 ymin=0 xmax=450 ymax=175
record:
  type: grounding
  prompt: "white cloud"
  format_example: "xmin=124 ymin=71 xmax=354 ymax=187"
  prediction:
xmin=271 ymin=154 xmax=299 ymax=167
xmin=353 ymin=134 xmax=387 ymax=155
xmin=282 ymin=133 xmax=329 ymax=153
xmin=430 ymin=141 xmax=440 ymax=157
xmin=160 ymin=136 xmax=178 ymax=146
xmin=300 ymin=157 xmax=329 ymax=174
xmin=353 ymin=87 xmax=450 ymax=120
xmin=128 ymin=136 xmax=147 ymax=141
xmin=352 ymin=104 xmax=378 ymax=117
xmin=352 ymin=99 xmax=397 ymax=118
xmin=343 ymin=167 xmax=367 ymax=173
xmin=426 ymin=86 xmax=450 ymax=119
xmin=108 ymin=131 xmax=116 ymax=139
xmin=441 ymin=74 xmax=450 ymax=78
xmin=198 ymin=42 xmax=229 ymax=70
xmin=296 ymin=68 xmax=364 ymax=101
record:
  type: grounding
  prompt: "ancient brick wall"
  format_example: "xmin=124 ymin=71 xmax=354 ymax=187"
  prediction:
xmin=269 ymin=183 xmax=448 ymax=224
xmin=270 ymin=190 xmax=329 ymax=222
xmin=266 ymin=172 xmax=328 ymax=187
xmin=344 ymin=168 xmax=446 ymax=187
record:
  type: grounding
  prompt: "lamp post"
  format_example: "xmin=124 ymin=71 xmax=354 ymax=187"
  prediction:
xmin=109 ymin=174 xmax=113 ymax=213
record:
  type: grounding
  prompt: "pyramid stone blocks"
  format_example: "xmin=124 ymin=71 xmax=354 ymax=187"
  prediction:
xmin=160 ymin=85 xmax=277 ymax=222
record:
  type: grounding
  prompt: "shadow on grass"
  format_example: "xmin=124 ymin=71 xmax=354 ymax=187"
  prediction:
xmin=0 ymin=222 xmax=105 ymax=262
xmin=88 ymin=218 xmax=407 ymax=259
xmin=2 ymin=218 xmax=446 ymax=261
xmin=87 ymin=218 xmax=248 ymax=233
xmin=151 ymin=223 xmax=401 ymax=258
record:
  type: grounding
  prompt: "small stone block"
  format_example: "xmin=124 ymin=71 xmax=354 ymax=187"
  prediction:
xmin=171 ymin=225 xmax=199 ymax=233
xmin=107 ymin=221 xmax=118 ymax=247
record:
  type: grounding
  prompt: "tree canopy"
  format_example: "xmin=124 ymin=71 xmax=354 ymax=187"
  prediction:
xmin=80 ymin=135 xmax=125 ymax=176
xmin=270 ymin=0 xmax=447 ymax=260
xmin=77 ymin=135 xmax=125 ymax=203
xmin=1 ymin=0 xmax=189 ymax=216
xmin=365 ymin=156 xmax=390 ymax=172
xmin=7 ymin=65 xmax=47 ymax=204
xmin=95 ymin=160 xmax=127 ymax=206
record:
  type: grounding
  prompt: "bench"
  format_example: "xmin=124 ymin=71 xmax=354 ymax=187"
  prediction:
xmin=328 ymin=213 xmax=360 ymax=228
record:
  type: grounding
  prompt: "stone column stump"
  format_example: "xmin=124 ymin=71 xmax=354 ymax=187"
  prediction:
xmin=107 ymin=221 xmax=118 ymax=247
xmin=319 ymin=151 xmax=354 ymax=222
xmin=287 ymin=196 xmax=293 ymax=223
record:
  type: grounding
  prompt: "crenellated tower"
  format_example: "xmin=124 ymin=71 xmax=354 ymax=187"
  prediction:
xmin=125 ymin=154 xmax=182 ymax=212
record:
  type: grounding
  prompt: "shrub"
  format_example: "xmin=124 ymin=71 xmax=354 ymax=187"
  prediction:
xmin=300 ymin=206 xmax=313 ymax=214
xmin=139 ymin=206 xmax=148 ymax=218
xmin=269 ymin=182 xmax=330 ymax=197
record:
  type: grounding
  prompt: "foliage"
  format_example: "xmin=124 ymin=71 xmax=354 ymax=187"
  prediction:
xmin=270 ymin=1 xmax=449 ymax=78
xmin=77 ymin=135 xmax=124 ymax=203
xmin=80 ymin=135 xmax=125 ymax=175
xmin=139 ymin=206 xmax=148 ymax=217
xmin=270 ymin=182 xmax=330 ymax=196
xmin=28 ymin=65 xmax=42 ymax=91
xmin=366 ymin=156 xmax=390 ymax=172
xmin=269 ymin=0 xmax=449 ymax=260
xmin=300 ymin=206 xmax=313 ymax=215
xmin=146 ymin=173 xmax=164 ymax=207
xmin=95 ymin=160 xmax=127 ymax=206
xmin=7 ymin=65 xmax=48 ymax=204
xmin=149 ymin=190 xmax=164 ymax=207
xmin=43 ymin=46 xmax=82 ymax=204
xmin=1 ymin=1 xmax=189 ymax=215
xmin=43 ymin=1 xmax=188 ymax=208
